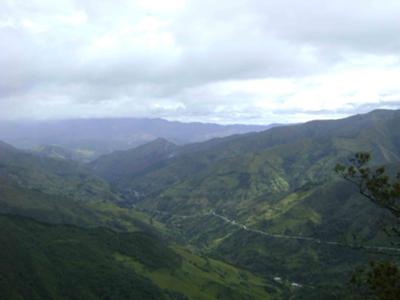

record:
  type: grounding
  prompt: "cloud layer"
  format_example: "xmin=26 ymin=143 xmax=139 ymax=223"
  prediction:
xmin=1 ymin=0 xmax=400 ymax=123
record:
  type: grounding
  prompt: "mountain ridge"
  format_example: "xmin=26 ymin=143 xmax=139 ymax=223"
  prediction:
xmin=87 ymin=109 xmax=400 ymax=293
xmin=0 ymin=117 xmax=277 ymax=161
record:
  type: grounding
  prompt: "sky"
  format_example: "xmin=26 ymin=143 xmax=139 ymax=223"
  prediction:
xmin=1 ymin=0 xmax=400 ymax=124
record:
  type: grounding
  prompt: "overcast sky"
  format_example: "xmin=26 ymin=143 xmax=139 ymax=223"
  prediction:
xmin=1 ymin=0 xmax=400 ymax=124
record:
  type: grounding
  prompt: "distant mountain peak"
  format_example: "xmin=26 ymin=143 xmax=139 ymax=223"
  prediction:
xmin=0 ymin=140 xmax=18 ymax=155
xmin=0 ymin=118 xmax=274 ymax=162
xmin=150 ymin=137 xmax=176 ymax=146
xmin=0 ymin=140 xmax=16 ymax=149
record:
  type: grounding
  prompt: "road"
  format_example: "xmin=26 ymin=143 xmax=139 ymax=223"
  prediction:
xmin=136 ymin=207 xmax=400 ymax=253
xmin=210 ymin=211 xmax=400 ymax=253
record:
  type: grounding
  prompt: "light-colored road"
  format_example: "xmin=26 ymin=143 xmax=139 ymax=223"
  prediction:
xmin=210 ymin=211 xmax=400 ymax=253
xmin=136 ymin=207 xmax=400 ymax=253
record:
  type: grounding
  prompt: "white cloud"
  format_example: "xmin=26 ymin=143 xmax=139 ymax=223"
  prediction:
xmin=0 ymin=0 xmax=399 ymax=123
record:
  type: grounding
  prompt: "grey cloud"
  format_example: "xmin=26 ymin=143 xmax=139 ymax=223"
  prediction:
xmin=272 ymin=100 xmax=400 ymax=117
xmin=252 ymin=0 xmax=400 ymax=55
xmin=0 ymin=0 xmax=400 ymax=122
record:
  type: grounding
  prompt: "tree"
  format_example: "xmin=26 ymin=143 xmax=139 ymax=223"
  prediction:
xmin=335 ymin=152 xmax=400 ymax=221
xmin=335 ymin=152 xmax=400 ymax=300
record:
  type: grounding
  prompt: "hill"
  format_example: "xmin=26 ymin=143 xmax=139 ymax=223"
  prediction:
xmin=31 ymin=144 xmax=95 ymax=163
xmin=0 ymin=140 xmax=176 ymax=236
xmin=89 ymin=138 xmax=178 ymax=185
xmin=97 ymin=109 xmax=400 ymax=213
xmin=0 ymin=141 xmax=120 ymax=203
xmin=0 ymin=214 xmax=279 ymax=300
xmin=0 ymin=141 xmax=284 ymax=299
xmin=90 ymin=109 xmax=400 ymax=294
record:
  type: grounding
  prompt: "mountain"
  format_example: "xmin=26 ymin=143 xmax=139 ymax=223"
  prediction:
xmin=0 ymin=214 xmax=278 ymax=300
xmin=0 ymin=118 xmax=276 ymax=161
xmin=0 ymin=140 xmax=284 ymax=299
xmin=89 ymin=138 xmax=178 ymax=185
xmin=31 ymin=144 xmax=95 ymax=162
xmin=0 ymin=140 xmax=177 ymax=236
xmin=89 ymin=109 xmax=400 ymax=295
xmin=0 ymin=140 xmax=119 ymax=203
xmin=3 ymin=109 xmax=400 ymax=299
xmin=96 ymin=109 xmax=400 ymax=208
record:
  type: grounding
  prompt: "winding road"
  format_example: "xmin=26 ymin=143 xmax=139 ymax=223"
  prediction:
xmin=210 ymin=211 xmax=400 ymax=253
xmin=137 ymin=206 xmax=400 ymax=253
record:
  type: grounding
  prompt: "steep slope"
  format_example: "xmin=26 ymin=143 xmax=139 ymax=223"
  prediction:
xmin=0 ymin=214 xmax=278 ymax=300
xmin=31 ymin=144 xmax=95 ymax=163
xmin=0 ymin=215 xmax=179 ymax=300
xmin=0 ymin=141 xmax=175 ymax=236
xmin=90 ymin=109 xmax=400 ymax=293
xmin=0 ymin=142 xmax=284 ymax=299
xmin=89 ymin=138 xmax=178 ymax=185
xmin=108 ymin=109 xmax=400 ymax=216
xmin=0 ymin=141 xmax=119 ymax=203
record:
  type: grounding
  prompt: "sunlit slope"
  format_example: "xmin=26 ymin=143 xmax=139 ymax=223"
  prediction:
xmin=115 ymin=109 xmax=400 ymax=218
xmin=91 ymin=109 xmax=400 ymax=295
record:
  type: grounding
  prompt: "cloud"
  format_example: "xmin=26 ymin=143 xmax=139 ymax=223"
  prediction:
xmin=0 ymin=0 xmax=400 ymax=123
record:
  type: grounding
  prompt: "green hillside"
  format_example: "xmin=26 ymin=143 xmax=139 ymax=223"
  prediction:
xmin=0 ymin=214 xmax=277 ymax=300
xmin=2 ymin=109 xmax=400 ymax=299
xmin=89 ymin=138 xmax=178 ymax=185
xmin=91 ymin=109 xmax=400 ymax=294
xmin=0 ymin=140 xmax=173 ymax=235
xmin=0 ymin=140 xmax=282 ymax=299
xmin=32 ymin=144 xmax=96 ymax=163
xmin=123 ymin=110 xmax=400 ymax=214
xmin=0 ymin=142 xmax=119 ymax=203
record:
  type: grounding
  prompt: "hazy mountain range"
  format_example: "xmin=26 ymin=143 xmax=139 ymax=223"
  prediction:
xmin=0 ymin=118 xmax=276 ymax=161
xmin=89 ymin=109 xmax=400 ymax=296
xmin=1 ymin=109 xmax=399 ymax=299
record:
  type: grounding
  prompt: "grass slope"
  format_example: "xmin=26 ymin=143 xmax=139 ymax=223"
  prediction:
xmin=0 ymin=214 xmax=277 ymax=300
xmin=90 ymin=109 xmax=400 ymax=294
xmin=0 ymin=141 xmax=119 ymax=203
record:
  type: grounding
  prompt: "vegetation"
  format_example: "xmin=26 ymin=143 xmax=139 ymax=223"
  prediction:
xmin=0 ymin=142 xmax=119 ymax=203
xmin=0 ymin=214 xmax=178 ymax=300
xmin=2 ymin=109 xmax=400 ymax=299
xmin=336 ymin=152 xmax=400 ymax=300
xmin=93 ymin=109 xmax=400 ymax=294
xmin=32 ymin=144 xmax=96 ymax=163
xmin=0 ymin=214 xmax=276 ymax=300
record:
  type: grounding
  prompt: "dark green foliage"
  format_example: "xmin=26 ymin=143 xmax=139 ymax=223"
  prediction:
xmin=2 ymin=109 xmax=400 ymax=299
xmin=0 ymin=214 xmax=179 ymax=300
xmin=336 ymin=152 xmax=400 ymax=300
xmin=0 ymin=141 xmax=119 ymax=203
xmin=350 ymin=261 xmax=400 ymax=300
xmin=94 ymin=109 xmax=400 ymax=295
xmin=0 ymin=178 xmax=165 ymax=235
xmin=116 ymin=231 xmax=182 ymax=270
xmin=336 ymin=152 xmax=400 ymax=220
xmin=0 ymin=214 xmax=275 ymax=300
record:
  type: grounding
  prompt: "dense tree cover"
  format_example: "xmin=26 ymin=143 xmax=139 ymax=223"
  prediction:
xmin=0 ymin=214 xmax=276 ymax=300
xmin=336 ymin=153 xmax=400 ymax=300
xmin=336 ymin=152 xmax=400 ymax=222
xmin=0 ymin=215 xmax=179 ymax=300
xmin=2 ymin=110 xmax=400 ymax=299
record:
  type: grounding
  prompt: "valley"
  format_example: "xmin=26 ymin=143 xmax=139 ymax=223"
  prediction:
xmin=4 ymin=1 xmax=400 ymax=298
xmin=1 ymin=109 xmax=399 ymax=299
